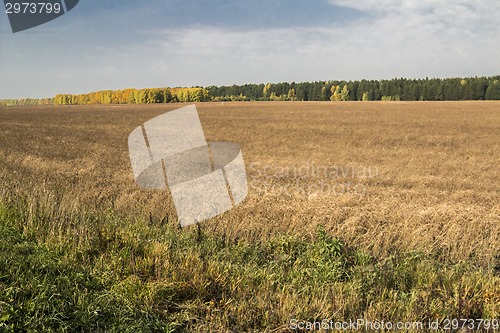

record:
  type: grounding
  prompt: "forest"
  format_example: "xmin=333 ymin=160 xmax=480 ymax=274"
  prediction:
xmin=208 ymin=76 xmax=500 ymax=102
xmin=1 ymin=76 xmax=499 ymax=106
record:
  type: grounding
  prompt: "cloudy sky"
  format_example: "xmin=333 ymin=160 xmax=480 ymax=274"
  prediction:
xmin=1 ymin=0 xmax=499 ymax=99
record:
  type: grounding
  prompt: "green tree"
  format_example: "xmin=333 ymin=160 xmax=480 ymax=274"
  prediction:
xmin=485 ymin=80 xmax=500 ymax=100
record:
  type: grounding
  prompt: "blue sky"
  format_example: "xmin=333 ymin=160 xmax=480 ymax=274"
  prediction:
xmin=1 ymin=0 xmax=499 ymax=99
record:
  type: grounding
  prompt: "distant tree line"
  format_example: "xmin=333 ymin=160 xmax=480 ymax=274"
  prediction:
xmin=54 ymin=87 xmax=210 ymax=105
xmin=208 ymin=76 xmax=500 ymax=102
xmin=1 ymin=76 xmax=499 ymax=106
xmin=0 ymin=98 xmax=53 ymax=106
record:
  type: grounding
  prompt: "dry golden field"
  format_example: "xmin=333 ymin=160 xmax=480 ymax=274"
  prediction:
xmin=1 ymin=101 xmax=498 ymax=265
xmin=0 ymin=101 xmax=499 ymax=331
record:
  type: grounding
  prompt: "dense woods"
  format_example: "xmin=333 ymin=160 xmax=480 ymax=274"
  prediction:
xmin=208 ymin=76 xmax=500 ymax=102
xmin=2 ymin=76 xmax=500 ymax=106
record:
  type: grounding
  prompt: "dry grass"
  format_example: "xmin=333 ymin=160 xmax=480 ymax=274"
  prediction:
xmin=1 ymin=101 xmax=499 ymax=331
xmin=1 ymin=101 xmax=498 ymax=265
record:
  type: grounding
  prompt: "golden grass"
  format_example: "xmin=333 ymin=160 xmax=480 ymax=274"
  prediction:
xmin=0 ymin=101 xmax=499 ymax=266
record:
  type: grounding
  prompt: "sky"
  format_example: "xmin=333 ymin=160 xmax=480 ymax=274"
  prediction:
xmin=0 ymin=0 xmax=499 ymax=99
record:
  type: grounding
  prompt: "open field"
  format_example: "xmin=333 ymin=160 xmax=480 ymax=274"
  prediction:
xmin=0 ymin=101 xmax=499 ymax=331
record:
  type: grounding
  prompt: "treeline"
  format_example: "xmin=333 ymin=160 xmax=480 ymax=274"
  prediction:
xmin=2 ymin=76 xmax=500 ymax=106
xmin=54 ymin=87 xmax=210 ymax=105
xmin=0 ymin=98 xmax=53 ymax=106
xmin=208 ymin=76 xmax=500 ymax=101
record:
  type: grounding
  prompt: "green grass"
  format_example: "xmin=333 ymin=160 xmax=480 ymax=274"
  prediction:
xmin=0 ymin=198 xmax=498 ymax=332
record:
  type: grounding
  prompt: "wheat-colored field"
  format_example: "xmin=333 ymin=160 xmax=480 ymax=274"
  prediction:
xmin=1 ymin=101 xmax=498 ymax=265
xmin=1 ymin=102 xmax=499 ymax=331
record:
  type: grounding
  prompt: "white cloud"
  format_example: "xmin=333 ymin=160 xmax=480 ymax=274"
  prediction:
xmin=144 ymin=0 xmax=500 ymax=86
xmin=328 ymin=0 xmax=500 ymax=35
